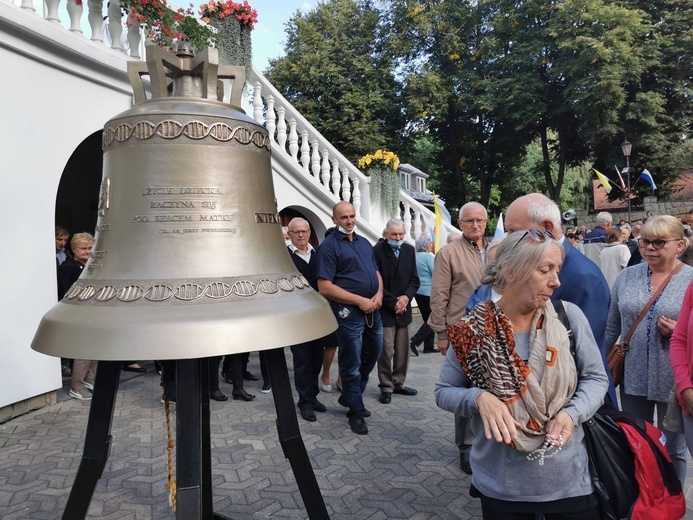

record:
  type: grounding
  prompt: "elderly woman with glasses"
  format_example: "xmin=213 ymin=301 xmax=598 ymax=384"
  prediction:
xmin=606 ymin=215 xmax=693 ymax=483
xmin=435 ymin=230 xmax=608 ymax=519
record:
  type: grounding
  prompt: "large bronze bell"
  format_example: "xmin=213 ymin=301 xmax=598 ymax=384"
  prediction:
xmin=32 ymin=45 xmax=337 ymax=360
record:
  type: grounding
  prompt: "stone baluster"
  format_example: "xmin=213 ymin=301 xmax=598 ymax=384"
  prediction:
xmin=413 ymin=209 xmax=422 ymax=239
xmin=288 ymin=119 xmax=299 ymax=160
xmin=331 ymin=160 xmax=341 ymax=196
xmin=310 ymin=140 xmax=320 ymax=179
xmin=276 ymin=107 xmax=287 ymax=149
xmin=20 ymin=0 xmax=35 ymax=12
xmin=252 ymin=81 xmax=263 ymax=124
xmin=340 ymin=170 xmax=351 ymax=203
xmin=403 ymin=202 xmax=412 ymax=238
xmin=320 ymin=150 xmax=330 ymax=187
xmin=352 ymin=178 xmax=361 ymax=216
xmin=88 ymin=0 xmax=104 ymax=41
xmin=265 ymin=95 xmax=276 ymax=142
xmin=108 ymin=0 xmax=123 ymax=51
xmin=45 ymin=0 xmax=60 ymax=22
xmin=127 ymin=19 xmax=142 ymax=59
xmin=66 ymin=0 xmax=83 ymax=32
xmin=300 ymin=130 xmax=310 ymax=172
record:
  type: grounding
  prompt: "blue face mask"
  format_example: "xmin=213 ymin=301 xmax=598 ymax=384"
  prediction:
xmin=388 ymin=239 xmax=404 ymax=249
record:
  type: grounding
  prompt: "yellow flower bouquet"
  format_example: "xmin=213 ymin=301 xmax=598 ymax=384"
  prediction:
xmin=359 ymin=150 xmax=401 ymax=218
xmin=358 ymin=149 xmax=400 ymax=171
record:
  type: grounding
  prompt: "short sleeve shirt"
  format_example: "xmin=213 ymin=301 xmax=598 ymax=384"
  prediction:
xmin=316 ymin=231 xmax=379 ymax=298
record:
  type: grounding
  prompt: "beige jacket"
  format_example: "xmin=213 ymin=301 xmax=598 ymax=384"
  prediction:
xmin=428 ymin=235 xmax=486 ymax=340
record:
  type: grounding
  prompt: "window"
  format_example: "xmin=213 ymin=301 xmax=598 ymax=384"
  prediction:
xmin=417 ymin=177 xmax=426 ymax=193
xmin=401 ymin=173 xmax=411 ymax=190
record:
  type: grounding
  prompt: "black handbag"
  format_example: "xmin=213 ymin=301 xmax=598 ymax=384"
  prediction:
xmin=583 ymin=405 xmax=639 ymax=520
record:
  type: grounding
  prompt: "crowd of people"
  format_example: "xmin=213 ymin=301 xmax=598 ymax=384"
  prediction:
xmin=54 ymin=200 xmax=693 ymax=518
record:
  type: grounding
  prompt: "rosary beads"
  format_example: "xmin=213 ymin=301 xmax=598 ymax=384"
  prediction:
xmin=526 ymin=434 xmax=563 ymax=465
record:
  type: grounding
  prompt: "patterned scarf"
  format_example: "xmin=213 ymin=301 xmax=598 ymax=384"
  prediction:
xmin=447 ymin=300 xmax=577 ymax=452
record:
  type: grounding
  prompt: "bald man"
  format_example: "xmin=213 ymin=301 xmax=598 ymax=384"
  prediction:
xmin=505 ymin=193 xmax=616 ymax=405
xmin=317 ymin=202 xmax=384 ymax=435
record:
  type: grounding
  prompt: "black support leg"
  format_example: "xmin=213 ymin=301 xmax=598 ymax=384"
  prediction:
xmin=62 ymin=361 xmax=121 ymax=520
xmin=265 ymin=348 xmax=330 ymax=520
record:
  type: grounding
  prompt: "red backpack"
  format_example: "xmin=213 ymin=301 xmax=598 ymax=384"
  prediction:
xmin=615 ymin=415 xmax=686 ymax=520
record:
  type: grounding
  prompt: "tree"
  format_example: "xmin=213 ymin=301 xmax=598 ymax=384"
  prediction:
xmin=264 ymin=0 xmax=404 ymax=163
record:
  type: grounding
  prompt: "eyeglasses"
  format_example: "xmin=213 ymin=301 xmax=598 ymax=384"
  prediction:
xmin=289 ymin=230 xmax=309 ymax=235
xmin=637 ymin=238 xmax=678 ymax=250
xmin=460 ymin=218 xmax=487 ymax=225
xmin=514 ymin=229 xmax=556 ymax=248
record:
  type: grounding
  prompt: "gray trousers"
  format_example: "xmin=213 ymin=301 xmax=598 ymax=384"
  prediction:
xmin=377 ymin=325 xmax=410 ymax=392
xmin=455 ymin=414 xmax=473 ymax=454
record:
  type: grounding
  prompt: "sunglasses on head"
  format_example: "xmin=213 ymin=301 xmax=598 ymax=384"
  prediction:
xmin=637 ymin=238 xmax=678 ymax=250
xmin=513 ymin=229 xmax=556 ymax=248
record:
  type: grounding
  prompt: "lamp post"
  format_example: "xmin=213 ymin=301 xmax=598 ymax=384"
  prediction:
xmin=621 ymin=139 xmax=632 ymax=224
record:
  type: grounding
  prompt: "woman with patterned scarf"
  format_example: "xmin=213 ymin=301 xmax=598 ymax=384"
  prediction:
xmin=435 ymin=230 xmax=608 ymax=520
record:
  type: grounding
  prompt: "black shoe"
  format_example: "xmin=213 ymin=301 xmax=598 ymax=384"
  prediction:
xmin=243 ymin=371 xmax=259 ymax=381
xmin=300 ymin=408 xmax=317 ymax=422
xmin=349 ymin=414 xmax=368 ymax=435
xmin=362 ymin=409 xmax=371 ymax=418
xmin=423 ymin=348 xmax=441 ymax=354
xmin=379 ymin=391 xmax=391 ymax=404
xmin=232 ymin=389 xmax=255 ymax=401
xmin=210 ymin=390 xmax=228 ymax=402
xmin=460 ymin=452 xmax=472 ymax=475
xmin=221 ymin=371 xmax=233 ymax=384
xmin=313 ymin=400 xmax=327 ymax=413
xmin=409 ymin=341 xmax=419 ymax=357
xmin=261 ymin=381 xmax=271 ymax=393
xmin=393 ymin=386 xmax=417 ymax=396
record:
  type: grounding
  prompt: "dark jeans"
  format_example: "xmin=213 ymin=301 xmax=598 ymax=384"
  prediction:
xmin=410 ymin=294 xmax=435 ymax=350
xmin=331 ymin=303 xmax=383 ymax=416
xmin=291 ymin=340 xmax=323 ymax=410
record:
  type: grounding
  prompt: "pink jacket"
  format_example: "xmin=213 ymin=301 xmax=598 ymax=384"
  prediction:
xmin=670 ymin=281 xmax=693 ymax=414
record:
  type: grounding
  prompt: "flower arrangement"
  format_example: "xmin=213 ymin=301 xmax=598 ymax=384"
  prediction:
xmin=359 ymin=150 xmax=402 ymax=218
xmin=358 ymin=149 xmax=400 ymax=171
xmin=199 ymin=0 xmax=258 ymax=28
xmin=119 ymin=0 xmax=216 ymax=52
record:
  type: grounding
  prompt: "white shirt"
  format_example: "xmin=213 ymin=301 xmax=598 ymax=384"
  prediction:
xmin=288 ymin=243 xmax=314 ymax=263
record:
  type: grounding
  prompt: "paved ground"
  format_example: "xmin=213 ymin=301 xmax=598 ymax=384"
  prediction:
xmin=1 ymin=313 xmax=693 ymax=519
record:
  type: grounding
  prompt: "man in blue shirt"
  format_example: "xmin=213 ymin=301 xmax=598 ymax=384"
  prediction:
xmin=317 ymin=202 xmax=383 ymax=435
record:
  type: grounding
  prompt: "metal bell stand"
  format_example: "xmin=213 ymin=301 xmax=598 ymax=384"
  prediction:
xmin=61 ymin=350 xmax=329 ymax=519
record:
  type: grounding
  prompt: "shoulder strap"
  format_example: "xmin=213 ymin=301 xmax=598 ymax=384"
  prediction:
xmin=552 ymin=299 xmax=575 ymax=358
xmin=623 ymin=262 xmax=685 ymax=346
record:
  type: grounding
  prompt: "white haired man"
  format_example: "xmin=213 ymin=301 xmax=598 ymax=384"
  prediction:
xmin=429 ymin=201 xmax=488 ymax=474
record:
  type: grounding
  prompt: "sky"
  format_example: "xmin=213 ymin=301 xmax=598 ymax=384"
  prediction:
xmin=248 ymin=0 xmax=317 ymax=72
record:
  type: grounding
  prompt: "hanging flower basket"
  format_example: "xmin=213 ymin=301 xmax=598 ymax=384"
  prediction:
xmin=200 ymin=0 xmax=257 ymax=75
xmin=358 ymin=150 xmax=401 ymax=219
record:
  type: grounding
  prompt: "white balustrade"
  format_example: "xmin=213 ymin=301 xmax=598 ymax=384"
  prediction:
xmin=108 ymin=0 xmax=123 ymax=50
xmin=88 ymin=0 xmax=103 ymax=41
xmin=20 ymin=0 xmax=35 ymax=12
xmin=352 ymin=178 xmax=361 ymax=216
xmin=300 ymin=130 xmax=310 ymax=172
xmin=310 ymin=140 xmax=320 ymax=179
xmin=45 ymin=0 xmax=60 ymax=22
xmin=288 ymin=119 xmax=299 ymax=160
xmin=127 ymin=20 xmax=142 ymax=59
xmin=403 ymin=202 xmax=412 ymax=238
xmin=276 ymin=107 xmax=287 ymax=148
xmin=331 ymin=160 xmax=340 ymax=196
xmin=252 ymin=81 xmax=263 ymax=123
xmin=265 ymin=95 xmax=276 ymax=141
xmin=413 ymin=209 xmax=422 ymax=238
xmin=320 ymin=150 xmax=330 ymax=187
xmin=66 ymin=0 xmax=82 ymax=32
